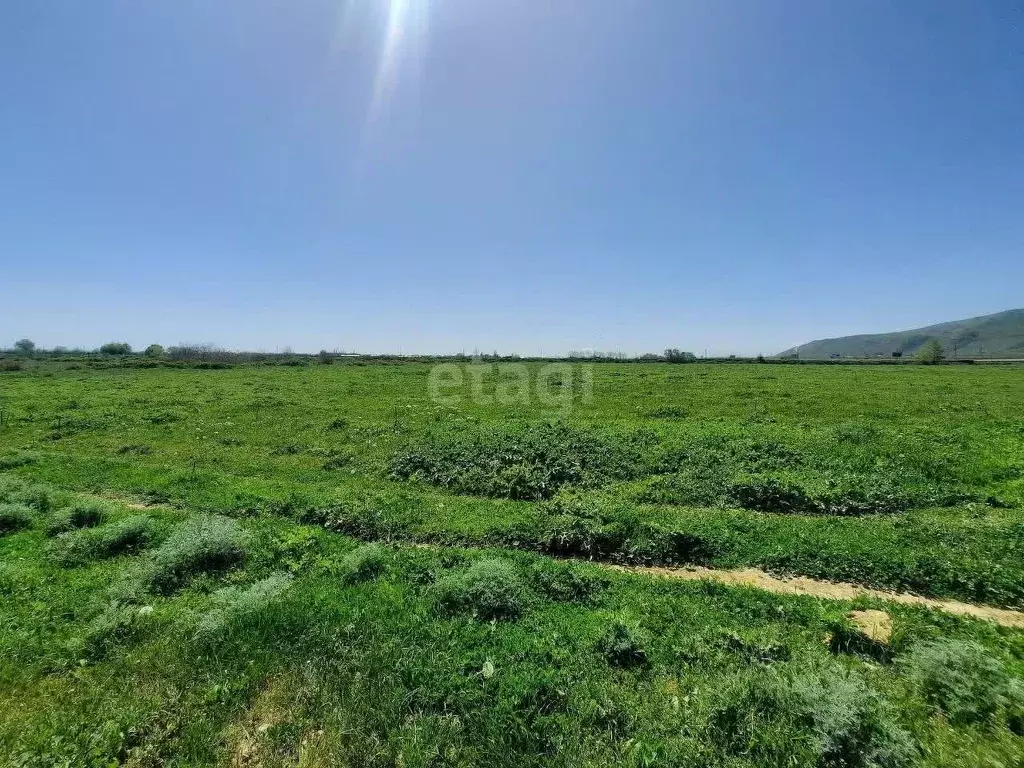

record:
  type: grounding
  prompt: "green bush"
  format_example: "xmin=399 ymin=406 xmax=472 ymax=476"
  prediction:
xmin=99 ymin=342 xmax=132 ymax=355
xmin=525 ymin=559 xmax=606 ymax=603
xmin=74 ymin=604 xmax=152 ymax=660
xmin=0 ymin=503 xmax=34 ymax=535
xmin=903 ymin=640 xmax=1014 ymax=726
xmin=1006 ymin=679 xmax=1024 ymax=736
xmin=143 ymin=515 xmax=249 ymax=595
xmin=339 ymin=543 xmax=388 ymax=585
xmin=390 ymin=423 xmax=647 ymax=501
xmin=709 ymin=668 xmax=915 ymax=768
xmin=0 ymin=451 xmax=38 ymax=470
xmin=48 ymin=515 xmax=157 ymax=566
xmin=791 ymin=672 xmax=915 ymax=767
xmin=433 ymin=558 xmax=532 ymax=620
xmin=596 ymin=619 xmax=648 ymax=667
xmin=47 ymin=501 xmax=109 ymax=536
xmin=4 ymin=482 xmax=54 ymax=513
xmin=195 ymin=573 xmax=292 ymax=640
xmin=728 ymin=476 xmax=818 ymax=514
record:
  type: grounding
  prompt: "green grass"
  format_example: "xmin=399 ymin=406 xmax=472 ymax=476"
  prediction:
xmin=0 ymin=361 xmax=1023 ymax=764
xmin=0 ymin=481 xmax=1023 ymax=766
xmin=0 ymin=362 xmax=1022 ymax=606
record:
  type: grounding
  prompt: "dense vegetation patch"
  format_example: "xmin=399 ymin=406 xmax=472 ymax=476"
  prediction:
xmin=390 ymin=422 xmax=650 ymax=500
xmin=48 ymin=514 xmax=158 ymax=566
xmin=47 ymin=500 xmax=110 ymax=536
xmin=903 ymin=640 xmax=1024 ymax=727
xmin=127 ymin=515 xmax=250 ymax=596
xmin=0 ymin=503 xmax=34 ymax=535
xmin=433 ymin=558 xmax=533 ymax=620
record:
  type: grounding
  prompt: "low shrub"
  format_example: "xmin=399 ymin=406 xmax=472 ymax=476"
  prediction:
xmin=5 ymin=482 xmax=55 ymax=513
xmin=0 ymin=451 xmax=38 ymax=470
xmin=390 ymin=423 xmax=648 ymax=501
xmin=339 ymin=543 xmax=388 ymax=585
xmin=632 ymin=468 xmax=728 ymax=507
xmin=596 ymin=619 xmax=648 ymax=667
xmin=902 ymin=640 xmax=1015 ymax=726
xmin=322 ymin=452 xmax=352 ymax=471
xmin=0 ymin=503 xmax=34 ymax=535
xmin=433 ymin=558 xmax=532 ymax=620
xmin=48 ymin=515 xmax=157 ymax=566
xmin=709 ymin=668 xmax=915 ymax=768
xmin=195 ymin=573 xmax=292 ymax=640
xmin=47 ymin=501 xmax=109 ymax=536
xmin=116 ymin=444 xmax=153 ymax=456
xmin=728 ymin=477 xmax=817 ymax=515
xmin=533 ymin=497 xmax=721 ymax=566
xmin=525 ymin=559 xmax=606 ymax=603
xmin=791 ymin=671 xmax=916 ymax=767
xmin=142 ymin=515 xmax=250 ymax=595
xmin=74 ymin=604 xmax=152 ymax=660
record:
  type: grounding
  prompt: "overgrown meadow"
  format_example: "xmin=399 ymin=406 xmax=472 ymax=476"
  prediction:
xmin=1 ymin=359 xmax=1023 ymax=765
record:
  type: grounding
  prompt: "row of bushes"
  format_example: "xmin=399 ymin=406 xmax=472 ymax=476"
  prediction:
xmin=389 ymin=423 xmax=999 ymax=514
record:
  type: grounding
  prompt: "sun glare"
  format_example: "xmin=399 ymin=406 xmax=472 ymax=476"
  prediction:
xmin=361 ymin=0 xmax=431 ymax=123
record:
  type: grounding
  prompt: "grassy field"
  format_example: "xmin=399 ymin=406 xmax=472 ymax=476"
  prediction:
xmin=1 ymin=360 xmax=1023 ymax=766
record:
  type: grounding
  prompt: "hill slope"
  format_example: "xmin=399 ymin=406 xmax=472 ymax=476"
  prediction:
xmin=780 ymin=308 xmax=1024 ymax=358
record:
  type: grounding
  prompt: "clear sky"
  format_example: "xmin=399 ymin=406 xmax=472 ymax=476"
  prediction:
xmin=2 ymin=1 xmax=1022 ymax=356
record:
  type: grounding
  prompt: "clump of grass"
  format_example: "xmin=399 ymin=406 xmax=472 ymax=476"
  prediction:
xmin=433 ymin=558 xmax=532 ymax=620
xmin=141 ymin=515 xmax=249 ymax=595
xmin=0 ymin=562 xmax=20 ymax=595
xmin=48 ymin=515 xmax=158 ymax=566
xmin=0 ymin=479 xmax=55 ymax=513
xmin=709 ymin=668 xmax=915 ymax=768
xmin=0 ymin=503 xmax=34 ymax=535
xmin=47 ymin=500 xmax=109 ymax=536
xmin=322 ymin=453 xmax=352 ymax=471
xmin=116 ymin=444 xmax=153 ymax=456
xmin=596 ymin=619 xmax=648 ymax=667
xmin=526 ymin=559 xmax=606 ymax=603
xmin=73 ymin=604 xmax=153 ymax=661
xmin=195 ymin=573 xmax=292 ymax=640
xmin=0 ymin=451 xmax=38 ymax=470
xmin=902 ymin=640 xmax=1017 ymax=726
xmin=728 ymin=476 xmax=818 ymax=515
xmin=339 ymin=543 xmax=388 ymax=585
xmin=792 ymin=671 xmax=916 ymax=767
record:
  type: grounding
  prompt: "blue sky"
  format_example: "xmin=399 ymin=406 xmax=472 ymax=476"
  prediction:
xmin=2 ymin=1 xmax=1022 ymax=356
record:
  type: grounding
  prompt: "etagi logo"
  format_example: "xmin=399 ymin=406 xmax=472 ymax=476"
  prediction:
xmin=428 ymin=362 xmax=593 ymax=414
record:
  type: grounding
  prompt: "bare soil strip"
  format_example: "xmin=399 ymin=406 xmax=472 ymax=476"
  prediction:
xmin=610 ymin=563 xmax=1024 ymax=628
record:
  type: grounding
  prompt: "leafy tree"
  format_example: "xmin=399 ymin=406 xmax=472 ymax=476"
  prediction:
xmin=100 ymin=342 xmax=132 ymax=355
xmin=13 ymin=338 xmax=35 ymax=353
xmin=916 ymin=339 xmax=944 ymax=364
xmin=144 ymin=344 xmax=165 ymax=358
xmin=664 ymin=348 xmax=697 ymax=363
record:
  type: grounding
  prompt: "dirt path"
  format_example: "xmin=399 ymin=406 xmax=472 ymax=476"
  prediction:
xmin=609 ymin=563 xmax=1024 ymax=628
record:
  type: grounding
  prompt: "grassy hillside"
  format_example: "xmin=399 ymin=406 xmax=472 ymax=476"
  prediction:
xmin=779 ymin=308 xmax=1024 ymax=359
